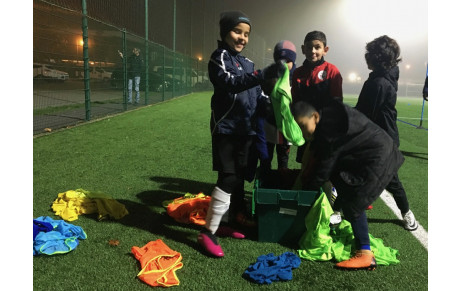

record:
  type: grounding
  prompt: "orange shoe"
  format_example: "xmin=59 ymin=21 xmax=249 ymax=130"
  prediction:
xmin=335 ymin=250 xmax=377 ymax=270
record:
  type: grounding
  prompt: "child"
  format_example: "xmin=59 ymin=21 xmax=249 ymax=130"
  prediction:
xmin=292 ymin=100 xmax=404 ymax=270
xmin=262 ymin=40 xmax=297 ymax=171
xmin=355 ymin=35 xmax=418 ymax=231
xmin=291 ymin=30 xmax=343 ymax=164
xmin=290 ymin=31 xmax=342 ymax=215
xmin=198 ymin=11 xmax=267 ymax=257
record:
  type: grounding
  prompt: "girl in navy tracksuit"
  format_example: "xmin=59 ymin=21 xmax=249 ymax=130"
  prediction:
xmin=197 ymin=11 xmax=268 ymax=257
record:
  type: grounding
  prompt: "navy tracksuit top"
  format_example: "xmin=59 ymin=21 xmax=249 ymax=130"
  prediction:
xmin=208 ymin=41 xmax=265 ymax=136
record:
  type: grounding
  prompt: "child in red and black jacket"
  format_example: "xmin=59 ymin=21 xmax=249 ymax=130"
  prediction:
xmin=290 ymin=31 xmax=343 ymax=213
xmin=291 ymin=31 xmax=343 ymax=164
xmin=355 ymin=35 xmax=418 ymax=231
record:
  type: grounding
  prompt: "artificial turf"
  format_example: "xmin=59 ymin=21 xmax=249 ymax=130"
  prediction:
xmin=33 ymin=92 xmax=428 ymax=290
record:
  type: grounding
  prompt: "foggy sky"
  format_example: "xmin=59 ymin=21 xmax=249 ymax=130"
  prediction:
xmin=145 ymin=0 xmax=427 ymax=86
xmin=216 ymin=0 xmax=428 ymax=85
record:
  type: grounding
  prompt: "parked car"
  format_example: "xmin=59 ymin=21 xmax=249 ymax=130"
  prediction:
xmin=89 ymin=67 xmax=112 ymax=81
xmin=33 ymin=63 xmax=69 ymax=81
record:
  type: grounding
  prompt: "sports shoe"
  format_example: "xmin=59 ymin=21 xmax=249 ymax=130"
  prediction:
xmin=330 ymin=211 xmax=342 ymax=226
xmin=402 ymin=210 xmax=418 ymax=231
xmin=215 ymin=226 xmax=245 ymax=239
xmin=197 ymin=230 xmax=224 ymax=257
xmin=366 ymin=205 xmax=373 ymax=210
xmin=335 ymin=249 xmax=377 ymax=270
xmin=330 ymin=187 xmax=338 ymax=206
xmin=236 ymin=212 xmax=257 ymax=228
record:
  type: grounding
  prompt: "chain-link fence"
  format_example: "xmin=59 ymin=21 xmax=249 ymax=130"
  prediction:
xmin=34 ymin=0 xmax=267 ymax=135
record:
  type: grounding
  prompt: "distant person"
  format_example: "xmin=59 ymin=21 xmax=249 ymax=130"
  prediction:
xmin=291 ymin=30 xmax=343 ymax=164
xmin=118 ymin=48 xmax=143 ymax=105
xmin=292 ymin=100 xmax=405 ymax=270
xmin=423 ymin=75 xmax=428 ymax=101
xmin=198 ymin=11 xmax=269 ymax=258
xmin=261 ymin=40 xmax=297 ymax=171
xmin=355 ymin=35 xmax=418 ymax=231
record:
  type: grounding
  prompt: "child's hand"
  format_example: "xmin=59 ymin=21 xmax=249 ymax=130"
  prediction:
xmin=260 ymin=78 xmax=277 ymax=96
xmin=258 ymin=61 xmax=287 ymax=95
xmin=263 ymin=61 xmax=286 ymax=80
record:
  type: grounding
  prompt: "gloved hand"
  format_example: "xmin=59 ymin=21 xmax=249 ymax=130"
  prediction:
xmin=265 ymin=60 xmax=287 ymax=78
xmin=258 ymin=60 xmax=287 ymax=95
xmin=329 ymin=211 xmax=342 ymax=227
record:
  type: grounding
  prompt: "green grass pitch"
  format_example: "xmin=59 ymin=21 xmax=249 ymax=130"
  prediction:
xmin=33 ymin=92 xmax=428 ymax=290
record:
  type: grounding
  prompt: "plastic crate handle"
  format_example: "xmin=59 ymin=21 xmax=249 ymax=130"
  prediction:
xmin=277 ymin=192 xmax=300 ymax=203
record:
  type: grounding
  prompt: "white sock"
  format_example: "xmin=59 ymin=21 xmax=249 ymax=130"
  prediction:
xmin=205 ymin=186 xmax=231 ymax=234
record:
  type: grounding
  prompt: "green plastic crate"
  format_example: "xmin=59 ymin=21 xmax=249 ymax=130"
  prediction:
xmin=252 ymin=177 xmax=319 ymax=244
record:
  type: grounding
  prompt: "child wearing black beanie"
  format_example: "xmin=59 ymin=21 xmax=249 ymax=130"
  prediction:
xmin=219 ymin=11 xmax=251 ymax=41
xmin=198 ymin=11 xmax=268 ymax=258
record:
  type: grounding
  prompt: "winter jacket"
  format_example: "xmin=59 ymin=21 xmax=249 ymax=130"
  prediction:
xmin=355 ymin=66 xmax=400 ymax=146
xmin=291 ymin=57 xmax=343 ymax=108
xmin=303 ymin=100 xmax=404 ymax=219
xmin=208 ymin=41 xmax=265 ymax=136
xmin=291 ymin=57 xmax=343 ymax=163
xmin=128 ymin=53 xmax=143 ymax=78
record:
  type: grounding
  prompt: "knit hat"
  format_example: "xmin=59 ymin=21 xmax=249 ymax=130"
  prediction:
xmin=273 ymin=40 xmax=297 ymax=63
xmin=219 ymin=11 xmax=251 ymax=40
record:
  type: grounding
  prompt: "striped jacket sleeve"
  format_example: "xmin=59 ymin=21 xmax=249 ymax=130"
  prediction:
xmin=208 ymin=50 xmax=260 ymax=94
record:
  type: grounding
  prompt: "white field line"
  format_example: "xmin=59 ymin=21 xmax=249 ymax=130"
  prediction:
xmin=380 ymin=190 xmax=428 ymax=250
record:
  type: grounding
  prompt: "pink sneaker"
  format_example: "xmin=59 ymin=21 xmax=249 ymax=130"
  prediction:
xmin=197 ymin=231 xmax=224 ymax=257
xmin=216 ymin=226 xmax=245 ymax=239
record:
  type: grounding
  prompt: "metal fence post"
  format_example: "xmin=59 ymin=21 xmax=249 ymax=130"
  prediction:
xmin=122 ymin=28 xmax=127 ymax=111
xmin=162 ymin=45 xmax=166 ymax=101
xmin=172 ymin=0 xmax=176 ymax=98
xmin=81 ymin=0 xmax=91 ymax=121
xmin=144 ymin=0 xmax=149 ymax=105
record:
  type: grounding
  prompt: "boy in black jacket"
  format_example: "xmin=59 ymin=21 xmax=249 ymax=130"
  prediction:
xmin=355 ymin=35 xmax=418 ymax=231
xmin=292 ymin=100 xmax=404 ymax=270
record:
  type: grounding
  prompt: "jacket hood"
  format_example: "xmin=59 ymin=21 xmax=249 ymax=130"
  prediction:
xmin=370 ymin=66 xmax=399 ymax=92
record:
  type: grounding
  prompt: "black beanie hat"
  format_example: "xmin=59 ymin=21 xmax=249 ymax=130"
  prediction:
xmin=219 ymin=11 xmax=251 ymax=40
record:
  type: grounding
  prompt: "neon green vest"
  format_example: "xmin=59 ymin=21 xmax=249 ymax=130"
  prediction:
xmin=297 ymin=192 xmax=400 ymax=265
xmin=269 ymin=64 xmax=305 ymax=146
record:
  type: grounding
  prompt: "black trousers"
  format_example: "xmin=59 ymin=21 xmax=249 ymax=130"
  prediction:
xmin=385 ymin=173 xmax=410 ymax=214
xmin=212 ymin=134 xmax=253 ymax=216
xmin=266 ymin=142 xmax=290 ymax=169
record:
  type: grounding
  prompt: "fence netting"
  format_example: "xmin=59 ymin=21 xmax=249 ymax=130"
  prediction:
xmin=34 ymin=0 xmax=255 ymax=135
